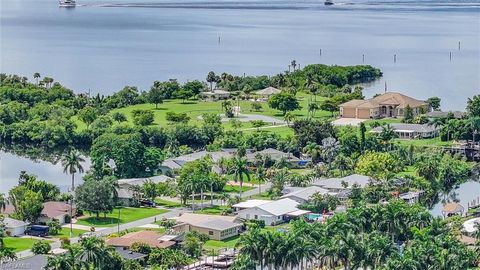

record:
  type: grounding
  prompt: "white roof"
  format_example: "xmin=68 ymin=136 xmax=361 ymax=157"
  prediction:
xmin=286 ymin=209 xmax=311 ymax=217
xmin=172 ymin=213 xmax=241 ymax=231
xmin=313 ymin=174 xmax=371 ymax=189
xmin=256 ymin=198 xmax=300 ymax=216
xmin=4 ymin=217 xmax=28 ymax=228
xmin=463 ymin=217 xmax=480 ymax=233
xmin=232 ymin=199 xmax=272 ymax=209
xmin=281 ymin=186 xmax=334 ymax=201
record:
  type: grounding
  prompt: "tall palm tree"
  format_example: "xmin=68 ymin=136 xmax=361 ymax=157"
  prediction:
xmin=228 ymin=156 xmax=251 ymax=198
xmin=0 ymin=194 xmax=7 ymax=213
xmin=236 ymin=227 xmax=267 ymax=270
xmin=78 ymin=237 xmax=107 ymax=268
xmin=33 ymin=72 xmax=40 ymax=85
xmin=61 ymin=149 xmax=85 ymax=192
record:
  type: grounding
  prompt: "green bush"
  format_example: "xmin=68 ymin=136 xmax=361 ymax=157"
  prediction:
xmin=246 ymin=219 xmax=265 ymax=228
xmin=47 ymin=219 xmax=61 ymax=235
xmin=31 ymin=241 xmax=51 ymax=254
xmin=59 ymin=237 xmax=70 ymax=248
xmin=130 ymin=242 xmax=152 ymax=255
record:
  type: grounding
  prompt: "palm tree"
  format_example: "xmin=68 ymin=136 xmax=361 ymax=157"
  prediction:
xmin=33 ymin=72 xmax=40 ymax=85
xmin=0 ymin=194 xmax=7 ymax=213
xmin=236 ymin=227 xmax=267 ymax=270
xmin=61 ymin=149 xmax=85 ymax=192
xmin=283 ymin=112 xmax=295 ymax=126
xmin=308 ymin=102 xmax=319 ymax=119
xmin=228 ymin=156 xmax=251 ymax=198
xmin=468 ymin=116 xmax=480 ymax=144
xmin=45 ymin=255 xmax=74 ymax=270
xmin=78 ymin=237 xmax=107 ymax=268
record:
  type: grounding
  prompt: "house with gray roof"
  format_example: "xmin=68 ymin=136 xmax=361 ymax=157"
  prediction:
xmin=370 ymin=123 xmax=438 ymax=139
xmin=246 ymin=148 xmax=301 ymax=167
xmin=313 ymin=174 xmax=372 ymax=192
xmin=236 ymin=198 xmax=310 ymax=226
xmin=4 ymin=217 xmax=29 ymax=236
xmin=1 ymin=255 xmax=47 ymax=270
xmin=426 ymin=110 xmax=465 ymax=119
xmin=281 ymin=186 xmax=335 ymax=204
xmin=160 ymin=150 xmax=233 ymax=174
xmin=116 ymin=175 xmax=173 ymax=205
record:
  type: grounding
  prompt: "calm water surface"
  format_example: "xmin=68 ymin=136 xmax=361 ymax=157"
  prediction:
xmin=0 ymin=0 xmax=479 ymax=207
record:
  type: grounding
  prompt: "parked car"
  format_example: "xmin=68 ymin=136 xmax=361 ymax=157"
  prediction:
xmin=140 ymin=199 xmax=156 ymax=207
xmin=25 ymin=225 xmax=49 ymax=237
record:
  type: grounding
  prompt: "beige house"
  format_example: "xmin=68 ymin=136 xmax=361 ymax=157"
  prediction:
xmin=255 ymin=87 xmax=281 ymax=98
xmin=170 ymin=213 xmax=242 ymax=240
xmin=339 ymin=92 xmax=427 ymax=119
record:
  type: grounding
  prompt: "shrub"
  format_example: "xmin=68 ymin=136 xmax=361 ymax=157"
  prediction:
xmin=63 ymin=214 xmax=71 ymax=224
xmin=246 ymin=219 xmax=265 ymax=228
xmin=132 ymin=110 xmax=154 ymax=126
xmin=123 ymin=260 xmax=143 ymax=270
xmin=47 ymin=219 xmax=62 ymax=235
xmin=59 ymin=237 xmax=70 ymax=248
xmin=31 ymin=241 xmax=51 ymax=254
xmin=251 ymin=102 xmax=262 ymax=111
xmin=165 ymin=112 xmax=190 ymax=123
xmin=130 ymin=242 xmax=152 ymax=255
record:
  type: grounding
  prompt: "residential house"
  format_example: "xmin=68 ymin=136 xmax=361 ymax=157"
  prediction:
xmin=281 ymin=186 xmax=335 ymax=204
xmin=106 ymin=230 xmax=176 ymax=249
xmin=312 ymin=174 xmax=371 ymax=192
xmin=200 ymin=89 xmax=230 ymax=101
xmin=4 ymin=201 xmax=75 ymax=224
xmin=255 ymin=87 xmax=281 ymax=99
xmin=116 ymin=175 xmax=173 ymax=205
xmin=426 ymin=110 xmax=465 ymax=119
xmin=160 ymin=150 xmax=233 ymax=174
xmin=339 ymin=92 xmax=427 ymax=119
xmin=232 ymin=199 xmax=273 ymax=211
xmin=399 ymin=191 xmax=423 ymax=204
xmin=170 ymin=213 xmax=242 ymax=240
xmin=4 ymin=217 xmax=29 ymax=236
xmin=370 ymin=123 xmax=438 ymax=139
xmin=235 ymin=198 xmax=310 ymax=226
xmin=246 ymin=148 xmax=301 ymax=168
xmin=0 ymin=254 xmax=47 ymax=270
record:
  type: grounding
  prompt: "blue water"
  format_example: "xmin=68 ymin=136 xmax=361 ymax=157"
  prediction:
xmin=1 ymin=0 xmax=479 ymax=111
xmin=0 ymin=0 xmax=479 ymax=199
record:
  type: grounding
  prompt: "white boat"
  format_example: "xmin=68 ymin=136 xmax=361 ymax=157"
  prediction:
xmin=324 ymin=0 xmax=334 ymax=5
xmin=59 ymin=0 xmax=76 ymax=7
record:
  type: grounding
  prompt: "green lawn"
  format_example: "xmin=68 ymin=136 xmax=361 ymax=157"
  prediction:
xmin=52 ymin=227 xmax=87 ymax=238
xmin=194 ymin=205 xmax=230 ymax=215
xmin=204 ymin=235 xmax=240 ymax=251
xmin=4 ymin=237 xmax=51 ymax=252
xmin=73 ymin=92 xmax=331 ymax=138
xmin=76 ymin=207 xmax=168 ymax=227
xmin=223 ymin=185 xmax=255 ymax=193
xmin=154 ymin=198 xmax=183 ymax=208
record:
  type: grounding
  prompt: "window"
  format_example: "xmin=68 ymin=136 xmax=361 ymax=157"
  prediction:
xmin=254 ymin=215 xmax=258 ymax=219
xmin=209 ymin=231 xmax=213 ymax=235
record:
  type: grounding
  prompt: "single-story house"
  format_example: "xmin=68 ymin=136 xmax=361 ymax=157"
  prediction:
xmin=339 ymin=92 xmax=427 ymax=119
xmin=312 ymin=174 xmax=372 ymax=192
xmin=3 ymin=201 xmax=75 ymax=224
xmin=246 ymin=148 xmax=301 ymax=168
xmin=115 ymin=247 xmax=148 ymax=261
xmin=232 ymin=199 xmax=272 ymax=211
xmin=399 ymin=191 xmax=423 ymax=204
xmin=281 ymin=186 xmax=335 ymax=204
xmin=3 ymin=217 xmax=29 ymax=236
xmin=106 ymin=230 xmax=176 ymax=249
xmin=0 ymin=254 xmax=47 ymax=270
xmin=426 ymin=110 xmax=465 ymax=119
xmin=370 ymin=123 xmax=438 ymax=139
xmin=200 ymin=89 xmax=230 ymax=101
xmin=116 ymin=175 xmax=173 ymax=205
xmin=236 ymin=198 xmax=310 ymax=226
xmin=160 ymin=150 xmax=233 ymax=174
xmin=170 ymin=213 xmax=242 ymax=240
xmin=255 ymin=87 xmax=281 ymax=98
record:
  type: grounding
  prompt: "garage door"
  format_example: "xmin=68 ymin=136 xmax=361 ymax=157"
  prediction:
xmin=357 ymin=109 xmax=371 ymax=119
xmin=342 ymin=108 xmax=356 ymax=118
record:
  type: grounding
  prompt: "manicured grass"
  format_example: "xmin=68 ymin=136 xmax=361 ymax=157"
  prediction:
xmin=204 ymin=235 xmax=240 ymax=251
xmin=73 ymin=92 xmax=330 ymax=138
xmin=393 ymin=137 xmax=453 ymax=147
xmin=195 ymin=205 xmax=230 ymax=215
xmin=52 ymin=227 xmax=88 ymax=238
xmin=223 ymin=185 xmax=255 ymax=193
xmin=4 ymin=237 xmax=51 ymax=252
xmin=76 ymin=207 xmax=168 ymax=227
xmin=155 ymin=198 xmax=183 ymax=208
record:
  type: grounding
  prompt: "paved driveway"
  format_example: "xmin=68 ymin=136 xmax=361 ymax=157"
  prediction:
xmin=332 ymin=118 xmax=366 ymax=126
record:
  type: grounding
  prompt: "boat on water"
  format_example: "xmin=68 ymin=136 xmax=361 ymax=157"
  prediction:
xmin=59 ymin=0 xmax=76 ymax=7
xmin=324 ymin=0 xmax=334 ymax=5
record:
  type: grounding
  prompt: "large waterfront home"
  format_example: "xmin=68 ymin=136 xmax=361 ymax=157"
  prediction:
xmin=339 ymin=92 xmax=427 ymax=119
